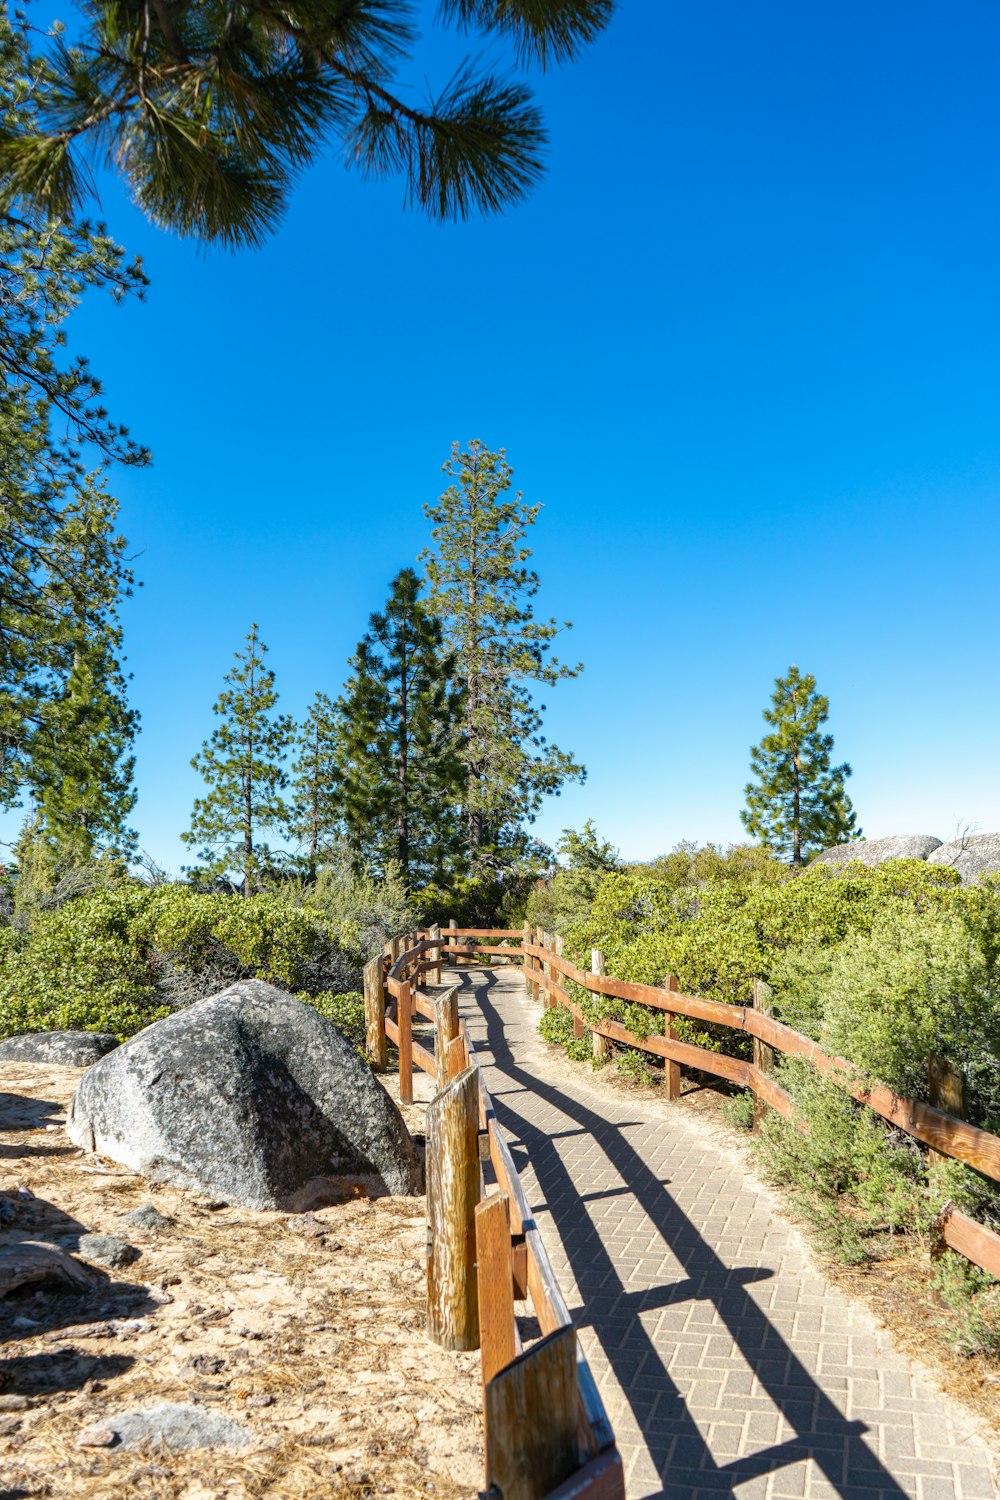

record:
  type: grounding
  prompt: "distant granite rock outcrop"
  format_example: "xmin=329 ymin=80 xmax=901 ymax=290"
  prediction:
xmin=928 ymin=833 xmax=1000 ymax=885
xmin=812 ymin=834 xmax=942 ymax=869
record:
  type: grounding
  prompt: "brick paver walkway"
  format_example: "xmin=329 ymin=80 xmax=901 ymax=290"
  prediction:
xmin=450 ymin=965 xmax=999 ymax=1500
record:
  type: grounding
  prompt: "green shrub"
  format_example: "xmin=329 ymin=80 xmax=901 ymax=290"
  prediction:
xmin=721 ymin=1089 xmax=756 ymax=1131
xmin=929 ymin=1252 xmax=1000 ymax=1357
xmin=0 ymin=884 xmax=358 ymax=1041
xmin=817 ymin=907 xmax=1000 ymax=1112
xmin=754 ymin=1062 xmax=927 ymax=1262
xmin=538 ymin=1006 xmax=575 ymax=1048
xmin=302 ymin=991 xmax=367 ymax=1054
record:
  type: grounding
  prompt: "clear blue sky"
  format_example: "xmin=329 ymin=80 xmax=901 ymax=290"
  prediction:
xmin=29 ymin=0 xmax=1000 ymax=873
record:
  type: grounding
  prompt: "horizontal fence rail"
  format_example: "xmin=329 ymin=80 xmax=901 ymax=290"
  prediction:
xmin=364 ymin=929 xmax=624 ymax=1500
xmin=381 ymin=925 xmax=1000 ymax=1285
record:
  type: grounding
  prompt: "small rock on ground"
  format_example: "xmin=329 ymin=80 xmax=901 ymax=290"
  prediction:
xmin=0 ymin=1031 xmax=118 ymax=1066
xmin=77 ymin=1233 xmax=140 ymax=1269
xmin=126 ymin=1203 xmax=175 ymax=1234
xmin=109 ymin=1402 xmax=251 ymax=1452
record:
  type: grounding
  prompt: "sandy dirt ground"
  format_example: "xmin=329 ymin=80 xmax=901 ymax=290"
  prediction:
xmin=0 ymin=1062 xmax=483 ymax=1500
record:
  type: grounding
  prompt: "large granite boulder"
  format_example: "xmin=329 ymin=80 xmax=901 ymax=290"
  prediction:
xmin=812 ymin=834 xmax=942 ymax=868
xmin=66 ymin=981 xmax=422 ymax=1209
xmin=0 ymin=1031 xmax=119 ymax=1066
xmin=928 ymin=833 xmax=1000 ymax=885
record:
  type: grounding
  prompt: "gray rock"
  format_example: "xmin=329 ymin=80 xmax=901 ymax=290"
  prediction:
xmin=126 ymin=1204 xmax=174 ymax=1234
xmin=928 ymin=833 xmax=1000 ymax=884
xmin=66 ymin=980 xmax=423 ymax=1210
xmin=110 ymin=1401 xmax=250 ymax=1452
xmin=78 ymin=1234 xmax=141 ymax=1269
xmin=812 ymin=834 xmax=943 ymax=868
xmin=0 ymin=1031 xmax=119 ymax=1067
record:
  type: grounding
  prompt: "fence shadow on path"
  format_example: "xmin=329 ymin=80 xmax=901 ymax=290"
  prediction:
xmin=459 ymin=968 xmax=911 ymax=1500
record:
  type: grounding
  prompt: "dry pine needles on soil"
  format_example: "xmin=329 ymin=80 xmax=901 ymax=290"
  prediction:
xmin=0 ymin=1062 xmax=483 ymax=1499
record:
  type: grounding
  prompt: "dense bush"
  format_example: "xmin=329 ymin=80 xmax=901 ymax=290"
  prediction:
xmin=754 ymin=1062 xmax=929 ymax=1262
xmin=535 ymin=844 xmax=1000 ymax=1264
xmin=0 ymin=883 xmax=365 ymax=1041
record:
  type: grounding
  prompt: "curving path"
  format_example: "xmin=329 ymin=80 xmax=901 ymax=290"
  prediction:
xmin=450 ymin=965 xmax=999 ymax=1500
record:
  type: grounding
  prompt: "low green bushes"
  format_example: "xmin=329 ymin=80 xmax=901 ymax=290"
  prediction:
xmin=0 ymin=882 xmax=365 ymax=1042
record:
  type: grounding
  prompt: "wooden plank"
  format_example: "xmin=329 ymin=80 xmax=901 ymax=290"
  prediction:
xmin=476 ymin=1192 xmax=517 ymax=1391
xmin=412 ymin=1038 xmax=437 ymax=1077
xmin=749 ymin=1066 xmax=796 ymax=1120
xmin=663 ymin=974 xmax=681 ymax=1100
xmin=427 ymin=1066 xmax=480 ymax=1351
xmin=751 ymin=978 xmax=774 ymax=1129
xmin=449 ymin=928 xmax=525 ymax=939
xmin=363 ymin=955 xmax=387 ymax=1072
xmin=937 ymin=1204 xmax=1000 ymax=1279
xmin=429 ymin=922 xmax=442 ymax=987
xmin=523 ymin=922 xmax=536 ymax=1000
xmin=485 ymin=1325 xmax=578 ymax=1500
xmin=435 ymin=985 xmax=461 ymax=1091
xmin=447 ymin=1033 xmax=467 ymax=1081
xmin=544 ymin=1448 xmax=626 ymax=1500
xmin=575 ymin=1352 xmax=615 ymax=1460
xmin=384 ymin=1014 xmax=399 ymax=1044
xmin=398 ymin=979 xmax=413 ymax=1105
xmin=413 ymin=991 xmax=436 ymax=1022
xmin=591 ymin=950 xmax=611 ymax=1064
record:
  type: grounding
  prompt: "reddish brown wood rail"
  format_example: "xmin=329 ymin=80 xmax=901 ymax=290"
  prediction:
xmin=400 ymin=927 xmax=1000 ymax=1282
xmin=374 ymin=932 xmax=624 ymax=1500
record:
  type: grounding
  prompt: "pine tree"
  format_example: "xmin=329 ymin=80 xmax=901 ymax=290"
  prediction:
xmin=421 ymin=441 xmax=583 ymax=871
xmin=27 ymin=484 xmax=138 ymax=867
xmin=291 ymin=692 xmax=341 ymax=881
xmin=183 ymin=625 xmax=294 ymax=894
xmin=741 ymin=665 xmax=859 ymax=867
xmin=333 ymin=568 xmax=464 ymax=888
xmin=0 ymin=12 xmax=146 ymax=811
xmin=0 ymin=0 xmax=615 ymax=248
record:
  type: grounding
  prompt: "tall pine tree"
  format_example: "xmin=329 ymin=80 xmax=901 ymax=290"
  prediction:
xmin=741 ymin=664 xmax=859 ymax=867
xmin=333 ymin=568 xmax=463 ymax=888
xmin=421 ymin=441 xmax=583 ymax=872
xmin=183 ymin=625 xmax=294 ymax=894
xmin=27 ymin=483 xmax=138 ymax=867
xmin=291 ymin=691 xmax=341 ymax=881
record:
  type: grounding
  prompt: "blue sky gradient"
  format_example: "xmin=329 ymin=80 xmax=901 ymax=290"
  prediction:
xmin=23 ymin=0 xmax=1000 ymax=872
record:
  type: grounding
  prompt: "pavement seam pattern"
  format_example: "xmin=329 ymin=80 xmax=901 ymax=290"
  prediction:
xmin=450 ymin=965 xmax=1000 ymax=1500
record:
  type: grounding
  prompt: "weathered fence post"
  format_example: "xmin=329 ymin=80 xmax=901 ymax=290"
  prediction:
xmin=364 ymin=955 xmax=387 ymax=1072
xmin=427 ymin=1065 xmax=481 ymax=1351
xmin=434 ymin=985 xmax=460 ymax=1091
xmin=591 ymin=948 xmax=611 ymax=1064
xmin=429 ymin=923 xmax=442 ymax=986
xmin=542 ymin=931 xmax=554 ymax=1008
xmin=484 ymin=1324 xmax=578 ymax=1500
xmin=751 ymin=978 xmax=775 ymax=1128
xmin=521 ymin=922 xmax=534 ymax=1000
xmin=664 ymin=973 xmax=682 ymax=1100
xmin=928 ymin=1055 xmax=967 ymax=1163
xmin=475 ymin=1190 xmax=517 ymax=1408
xmin=446 ymin=1033 xmax=467 ymax=1081
xmin=398 ymin=978 xmax=414 ymax=1105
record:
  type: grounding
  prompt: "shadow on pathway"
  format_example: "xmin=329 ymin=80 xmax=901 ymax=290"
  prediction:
xmin=459 ymin=967 xmax=913 ymax=1500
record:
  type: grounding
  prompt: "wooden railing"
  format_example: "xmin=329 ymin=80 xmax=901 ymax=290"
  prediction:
xmin=515 ymin=926 xmax=1000 ymax=1281
xmin=362 ymin=927 xmax=624 ymax=1500
xmin=368 ymin=925 xmax=1000 ymax=1290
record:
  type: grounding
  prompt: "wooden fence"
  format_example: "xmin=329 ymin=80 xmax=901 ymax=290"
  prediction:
xmin=368 ymin=925 xmax=1000 ymax=1294
xmin=363 ymin=927 xmax=625 ymax=1500
xmin=515 ymin=926 xmax=1000 ymax=1281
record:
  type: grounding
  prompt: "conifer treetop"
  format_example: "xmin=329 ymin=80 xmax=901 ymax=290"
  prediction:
xmin=741 ymin=663 xmax=859 ymax=868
